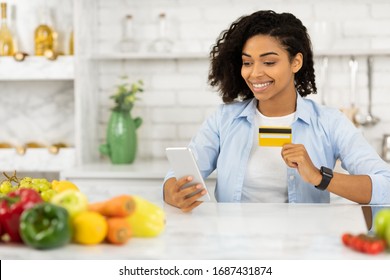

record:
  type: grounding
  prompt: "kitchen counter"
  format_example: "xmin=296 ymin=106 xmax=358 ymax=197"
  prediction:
xmin=1 ymin=203 xmax=389 ymax=260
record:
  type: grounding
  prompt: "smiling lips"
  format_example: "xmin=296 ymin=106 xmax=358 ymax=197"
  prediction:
xmin=251 ymin=81 xmax=273 ymax=92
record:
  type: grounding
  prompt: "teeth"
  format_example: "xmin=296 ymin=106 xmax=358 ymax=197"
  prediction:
xmin=252 ymin=82 xmax=272 ymax=88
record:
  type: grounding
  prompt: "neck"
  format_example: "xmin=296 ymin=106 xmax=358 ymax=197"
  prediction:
xmin=258 ymin=93 xmax=297 ymax=117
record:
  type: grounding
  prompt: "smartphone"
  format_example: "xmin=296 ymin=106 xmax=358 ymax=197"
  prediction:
xmin=165 ymin=147 xmax=211 ymax=201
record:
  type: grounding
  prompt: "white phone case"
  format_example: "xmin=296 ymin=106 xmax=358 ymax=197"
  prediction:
xmin=165 ymin=147 xmax=211 ymax=201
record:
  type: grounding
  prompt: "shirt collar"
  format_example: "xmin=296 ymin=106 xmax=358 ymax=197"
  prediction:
xmin=237 ymin=98 xmax=258 ymax=123
xmin=295 ymin=93 xmax=312 ymax=125
xmin=236 ymin=93 xmax=313 ymax=125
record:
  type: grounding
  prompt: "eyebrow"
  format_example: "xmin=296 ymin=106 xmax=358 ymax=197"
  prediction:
xmin=242 ymin=51 xmax=279 ymax=57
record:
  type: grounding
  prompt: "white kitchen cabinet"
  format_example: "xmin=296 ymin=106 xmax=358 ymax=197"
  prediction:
xmin=0 ymin=57 xmax=75 ymax=172
xmin=0 ymin=0 xmax=75 ymax=173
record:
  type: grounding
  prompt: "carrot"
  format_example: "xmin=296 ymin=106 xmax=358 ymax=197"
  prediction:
xmin=88 ymin=195 xmax=136 ymax=217
xmin=88 ymin=201 xmax=106 ymax=213
xmin=106 ymin=217 xmax=132 ymax=245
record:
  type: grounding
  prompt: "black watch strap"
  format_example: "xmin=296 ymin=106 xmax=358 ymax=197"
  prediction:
xmin=315 ymin=166 xmax=333 ymax=191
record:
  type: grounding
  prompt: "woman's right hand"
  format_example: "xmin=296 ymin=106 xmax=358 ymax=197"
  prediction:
xmin=163 ymin=176 xmax=207 ymax=212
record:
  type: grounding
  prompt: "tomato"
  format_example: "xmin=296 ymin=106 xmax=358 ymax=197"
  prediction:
xmin=341 ymin=233 xmax=352 ymax=246
xmin=362 ymin=240 xmax=371 ymax=253
xmin=352 ymin=237 xmax=365 ymax=252
xmin=365 ymin=240 xmax=385 ymax=255
xmin=341 ymin=232 xmax=386 ymax=255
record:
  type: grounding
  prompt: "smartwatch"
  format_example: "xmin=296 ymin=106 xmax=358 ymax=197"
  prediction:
xmin=315 ymin=166 xmax=333 ymax=191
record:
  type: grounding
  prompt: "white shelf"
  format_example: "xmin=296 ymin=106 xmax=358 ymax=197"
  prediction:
xmin=0 ymin=148 xmax=76 ymax=172
xmin=0 ymin=56 xmax=74 ymax=81
xmin=90 ymin=49 xmax=390 ymax=61
xmin=314 ymin=49 xmax=390 ymax=57
xmin=90 ymin=52 xmax=209 ymax=60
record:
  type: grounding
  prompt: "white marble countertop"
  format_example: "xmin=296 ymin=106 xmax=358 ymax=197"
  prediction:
xmin=1 ymin=203 xmax=389 ymax=260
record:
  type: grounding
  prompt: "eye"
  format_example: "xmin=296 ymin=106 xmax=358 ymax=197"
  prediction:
xmin=264 ymin=61 xmax=276 ymax=66
xmin=242 ymin=61 xmax=252 ymax=66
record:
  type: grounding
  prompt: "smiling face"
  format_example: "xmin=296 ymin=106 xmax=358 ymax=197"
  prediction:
xmin=241 ymin=35 xmax=303 ymax=116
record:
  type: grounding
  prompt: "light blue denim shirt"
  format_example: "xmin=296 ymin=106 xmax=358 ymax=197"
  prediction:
xmin=164 ymin=94 xmax=390 ymax=204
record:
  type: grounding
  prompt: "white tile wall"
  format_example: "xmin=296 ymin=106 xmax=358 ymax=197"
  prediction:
xmin=2 ymin=0 xmax=390 ymax=162
xmin=95 ymin=0 xmax=390 ymax=159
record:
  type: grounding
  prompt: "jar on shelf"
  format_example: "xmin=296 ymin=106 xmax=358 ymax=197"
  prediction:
xmin=119 ymin=14 xmax=138 ymax=53
xmin=148 ymin=12 xmax=173 ymax=53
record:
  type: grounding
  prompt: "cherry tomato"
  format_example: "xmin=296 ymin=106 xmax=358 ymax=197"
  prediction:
xmin=362 ymin=240 xmax=372 ymax=253
xmin=341 ymin=232 xmax=386 ymax=255
xmin=341 ymin=233 xmax=352 ymax=246
xmin=365 ymin=240 xmax=385 ymax=255
xmin=352 ymin=237 xmax=365 ymax=252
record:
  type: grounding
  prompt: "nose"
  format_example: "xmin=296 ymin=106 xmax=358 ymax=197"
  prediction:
xmin=250 ymin=62 xmax=265 ymax=78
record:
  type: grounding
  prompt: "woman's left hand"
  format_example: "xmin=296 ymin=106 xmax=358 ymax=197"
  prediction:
xmin=281 ymin=143 xmax=322 ymax=185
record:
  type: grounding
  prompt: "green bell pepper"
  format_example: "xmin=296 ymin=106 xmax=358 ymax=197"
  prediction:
xmin=19 ymin=202 xmax=72 ymax=249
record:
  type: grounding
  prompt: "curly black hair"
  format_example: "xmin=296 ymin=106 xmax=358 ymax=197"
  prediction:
xmin=208 ymin=10 xmax=317 ymax=103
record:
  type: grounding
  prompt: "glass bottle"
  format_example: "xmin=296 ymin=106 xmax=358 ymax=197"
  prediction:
xmin=0 ymin=2 xmax=14 ymax=56
xmin=119 ymin=14 xmax=138 ymax=52
xmin=34 ymin=5 xmax=55 ymax=56
xmin=69 ymin=29 xmax=74 ymax=55
xmin=9 ymin=4 xmax=20 ymax=53
xmin=9 ymin=4 xmax=27 ymax=61
xmin=149 ymin=12 xmax=173 ymax=53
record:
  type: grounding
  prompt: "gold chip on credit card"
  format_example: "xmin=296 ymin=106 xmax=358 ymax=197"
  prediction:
xmin=258 ymin=126 xmax=292 ymax=147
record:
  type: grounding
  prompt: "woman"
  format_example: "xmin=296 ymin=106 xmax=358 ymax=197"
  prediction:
xmin=163 ymin=10 xmax=390 ymax=212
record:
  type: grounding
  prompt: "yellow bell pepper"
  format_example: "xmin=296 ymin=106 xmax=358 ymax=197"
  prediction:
xmin=126 ymin=196 xmax=165 ymax=237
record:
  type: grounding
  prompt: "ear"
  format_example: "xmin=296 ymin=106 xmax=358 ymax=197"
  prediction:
xmin=291 ymin=53 xmax=303 ymax=73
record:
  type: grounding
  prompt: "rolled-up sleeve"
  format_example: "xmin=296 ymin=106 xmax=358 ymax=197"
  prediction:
xmin=333 ymin=111 xmax=390 ymax=204
xmin=369 ymin=173 xmax=390 ymax=204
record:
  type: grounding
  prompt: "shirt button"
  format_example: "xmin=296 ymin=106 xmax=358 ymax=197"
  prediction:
xmin=289 ymin=175 xmax=295 ymax=180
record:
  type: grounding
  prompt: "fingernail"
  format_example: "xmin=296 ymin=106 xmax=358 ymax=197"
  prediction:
xmin=187 ymin=176 xmax=193 ymax=181
xmin=196 ymin=184 xmax=203 ymax=189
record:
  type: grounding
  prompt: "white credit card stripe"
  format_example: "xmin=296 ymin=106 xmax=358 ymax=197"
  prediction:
xmin=259 ymin=134 xmax=291 ymax=139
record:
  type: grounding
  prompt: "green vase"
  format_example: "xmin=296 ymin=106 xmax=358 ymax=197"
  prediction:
xmin=99 ymin=110 xmax=142 ymax=164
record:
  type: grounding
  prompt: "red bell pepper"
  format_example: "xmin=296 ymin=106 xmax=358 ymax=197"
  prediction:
xmin=0 ymin=218 xmax=3 ymax=241
xmin=0 ymin=188 xmax=43 ymax=242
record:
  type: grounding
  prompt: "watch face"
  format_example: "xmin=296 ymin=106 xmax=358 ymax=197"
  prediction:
xmin=315 ymin=166 xmax=333 ymax=191
xmin=321 ymin=166 xmax=333 ymax=178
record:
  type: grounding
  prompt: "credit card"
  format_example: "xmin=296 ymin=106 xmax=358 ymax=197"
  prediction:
xmin=258 ymin=126 xmax=292 ymax=147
